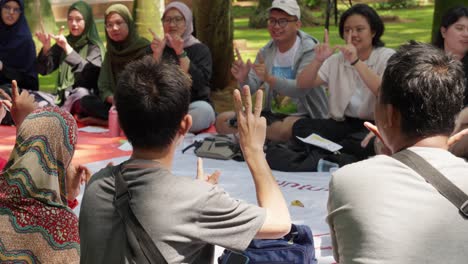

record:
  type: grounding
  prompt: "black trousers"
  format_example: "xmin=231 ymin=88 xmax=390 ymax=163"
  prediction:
xmin=80 ymin=95 xmax=111 ymax=120
xmin=292 ymin=116 xmax=375 ymax=159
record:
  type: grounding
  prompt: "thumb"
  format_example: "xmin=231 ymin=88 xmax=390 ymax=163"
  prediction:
xmin=364 ymin=121 xmax=385 ymax=145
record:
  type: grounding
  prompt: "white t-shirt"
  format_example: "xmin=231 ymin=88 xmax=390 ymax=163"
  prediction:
xmin=318 ymin=47 xmax=395 ymax=120
xmin=271 ymin=36 xmax=301 ymax=114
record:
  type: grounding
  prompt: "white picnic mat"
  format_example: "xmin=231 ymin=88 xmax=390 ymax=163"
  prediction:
xmin=75 ymin=135 xmax=336 ymax=264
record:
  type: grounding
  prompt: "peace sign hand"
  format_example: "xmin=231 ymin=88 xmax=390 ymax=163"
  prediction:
xmin=50 ymin=26 xmax=73 ymax=54
xmin=336 ymin=30 xmax=358 ymax=63
xmin=314 ymin=29 xmax=337 ymax=63
xmin=35 ymin=22 xmax=52 ymax=54
xmin=166 ymin=33 xmax=184 ymax=56
xmin=231 ymin=48 xmax=252 ymax=83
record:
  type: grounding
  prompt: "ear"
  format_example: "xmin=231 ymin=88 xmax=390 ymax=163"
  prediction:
xmin=440 ymin=27 xmax=447 ymax=38
xmin=178 ymin=114 xmax=192 ymax=136
xmin=386 ymin=104 xmax=401 ymax=130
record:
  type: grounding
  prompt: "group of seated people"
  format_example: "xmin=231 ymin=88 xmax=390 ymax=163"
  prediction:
xmin=0 ymin=0 xmax=468 ymax=263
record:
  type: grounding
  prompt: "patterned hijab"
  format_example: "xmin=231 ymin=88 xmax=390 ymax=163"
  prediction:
xmin=57 ymin=1 xmax=105 ymax=103
xmin=163 ymin=1 xmax=200 ymax=48
xmin=0 ymin=0 xmax=38 ymax=89
xmin=0 ymin=107 xmax=80 ymax=263
xmin=99 ymin=4 xmax=150 ymax=90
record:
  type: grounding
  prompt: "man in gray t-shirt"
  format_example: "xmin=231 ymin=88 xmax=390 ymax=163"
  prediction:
xmin=79 ymin=56 xmax=291 ymax=263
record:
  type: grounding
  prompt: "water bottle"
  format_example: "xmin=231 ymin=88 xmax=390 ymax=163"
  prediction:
xmin=317 ymin=158 xmax=339 ymax=172
xmin=108 ymin=106 xmax=120 ymax=137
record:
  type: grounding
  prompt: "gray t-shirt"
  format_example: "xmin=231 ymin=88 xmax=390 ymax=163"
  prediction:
xmin=327 ymin=147 xmax=468 ymax=263
xmin=79 ymin=159 xmax=266 ymax=264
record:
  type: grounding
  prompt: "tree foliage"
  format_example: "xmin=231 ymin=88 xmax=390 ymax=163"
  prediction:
xmin=24 ymin=0 xmax=56 ymax=34
xmin=133 ymin=0 xmax=164 ymax=40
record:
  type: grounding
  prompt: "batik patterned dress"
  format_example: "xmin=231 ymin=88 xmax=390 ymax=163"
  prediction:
xmin=0 ymin=107 xmax=80 ymax=263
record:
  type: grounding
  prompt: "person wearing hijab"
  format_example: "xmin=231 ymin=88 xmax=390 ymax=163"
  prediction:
xmin=79 ymin=4 xmax=150 ymax=124
xmin=0 ymin=106 xmax=89 ymax=263
xmin=151 ymin=1 xmax=215 ymax=133
xmin=0 ymin=0 xmax=38 ymax=91
xmin=36 ymin=1 xmax=105 ymax=114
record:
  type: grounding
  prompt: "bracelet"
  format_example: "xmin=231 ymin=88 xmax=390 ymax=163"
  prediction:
xmin=177 ymin=50 xmax=187 ymax=59
xmin=350 ymin=57 xmax=360 ymax=66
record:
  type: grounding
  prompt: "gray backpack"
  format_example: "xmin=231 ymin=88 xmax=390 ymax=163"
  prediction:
xmin=183 ymin=135 xmax=244 ymax=161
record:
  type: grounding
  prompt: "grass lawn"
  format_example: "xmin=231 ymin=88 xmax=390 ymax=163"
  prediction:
xmin=39 ymin=5 xmax=434 ymax=94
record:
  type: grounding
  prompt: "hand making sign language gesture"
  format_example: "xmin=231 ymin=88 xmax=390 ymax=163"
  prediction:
xmin=149 ymin=28 xmax=166 ymax=62
xmin=337 ymin=30 xmax=359 ymax=64
xmin=314 ymin=29 xmax=338 ymax=63
xmin=231 ymin=48 xmax=252 ymax=83
xmin=252 ymin=52 xmax=270 ymax=83
xmin=36 ymin=25 xmax=74 ymax=55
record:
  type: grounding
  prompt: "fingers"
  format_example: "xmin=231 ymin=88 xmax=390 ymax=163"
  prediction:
xmin=324 ymin=28 xmax=329 ymax=44
xmin=148 ymin=28 xmax=157 ymax=39
xmin=233 ymin=89 xmax=243 ymax=118
xmin=235 ymin=48 xmax=243 ymax=62
xmin=207 ymin=170 xmax=221 ymax=185
xmin=257 ymin=52 xmax=265 ymax=64
xmin=196 ymin=157 xmax=204 ymax=181
xmin=242 ymin=85 xmax=252 ymax=116
xmin=346 ymin=30 xmax=352 ymax=44
xmin=58 ymin=25 xmax=64 ymax=36
xmin=246 ymin=59 xmax=252 ymax=68
xmin=448 ymin=128 xmax=468 ymax=147
xmin=11 ymin=80 xmax=19 ymax=103
xmin=165 ymin=33 xmax=173 ymax=44
xmin=253 ymin=89 xmax=263 ymax=117
xmin=360 ymin=132 xmax=375 ymax=148
xmin=363 ymin=122 xmax=384 ymax=145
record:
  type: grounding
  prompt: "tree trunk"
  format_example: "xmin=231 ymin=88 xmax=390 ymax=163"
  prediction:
xmin=431 ymin=0 xmax=465 ymax=44
xmin=193 ymin=0 xmax=233 ymax=90
xmin=133 ymin=0 xmax=164 ymax=40
xmin=249 ymin=0 xmax=318 ymax=28
xmin=24 ymin=0 xmax=56 ymax=35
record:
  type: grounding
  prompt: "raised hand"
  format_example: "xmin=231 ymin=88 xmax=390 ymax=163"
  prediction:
xmin=363 ymin=121 xmax=391 ymax=155
xmin=252 ymin=52 xmax=269 ymax=82
xmin=196 ymin=157 xmax=221 ymax=185
xmin=149 ymin=28 xmax=166 ymax=62
xmin=35 ymin=22 xmax=52 ymax=54
xmin=231 ymin=48 xmax=252 ymax=83
xmin=10 ymin=80 xmax=36 ymax=127
xmin=233 ymin=85 xmax=266 ymax=156
xmin=314 ymin=29 xmax=337 ymax=63
xmin=66 ymin=164 xmax=92 ymax=201
xmin=337 ymin=30 xmax=358 ymax=63
xmin=50 ymin=26 xmax=73 ymax=54
xmin=166 ymin=33 xmax=184 ymax=56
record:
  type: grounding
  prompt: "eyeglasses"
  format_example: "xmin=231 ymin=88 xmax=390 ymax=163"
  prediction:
xmin=2 ymin=6 xmax=21 ymax=14
xmin=67 ymin=17 xmax=84 ymax=23
xmin=105 ymin=20 xmax=127 ymax=30
xmin=267 ymin=18 xmax=298 ymax=28
xmin=161 ymin=16 xmax=185 ymax=26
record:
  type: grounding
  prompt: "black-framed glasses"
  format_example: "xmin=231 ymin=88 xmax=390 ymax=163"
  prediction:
xmin=161 ymin=16 xmax=185 ymax=25
xmin=105 ymin=20 xmax=127 ymax=30
xmin=2 ymin=6 xmax=21 ymax=14
xmin=267 ymin=18 xmax=298 ymax=28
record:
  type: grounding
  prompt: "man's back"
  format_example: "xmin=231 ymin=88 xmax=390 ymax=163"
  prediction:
xmin=327 ymin=147 xmax=468 ymax=263
xmin=79 ymin=159 xmax=266 ymax=264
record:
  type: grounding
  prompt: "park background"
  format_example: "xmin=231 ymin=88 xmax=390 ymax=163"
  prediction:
xmin=23 ymin=0 xmax=466 ymax=112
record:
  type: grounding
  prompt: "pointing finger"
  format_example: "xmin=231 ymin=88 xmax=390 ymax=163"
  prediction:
xmin=58 ymin=25 xmax=64 ymax=36
xmin=346 ymin=30 xmax=352 ymax=44
xmin=324 ymin=28 xmax=329 ymax=44
xmin=11 ymin=80 xmax=19 ymax=103
xmin=148 ymin=28 xmax=158 ymax=40
xmin=235 ymin=48 xmax=243 ymax=62
xmin=196 ymin=158 xmax=204 ymax=181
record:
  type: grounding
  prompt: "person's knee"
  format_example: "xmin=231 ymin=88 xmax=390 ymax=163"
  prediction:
xmin=215 ymin=111 xmax=236 ymax=135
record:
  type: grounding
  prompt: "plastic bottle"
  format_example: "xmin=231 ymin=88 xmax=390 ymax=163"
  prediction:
xmin=108 ymin=106 xmax=120 ymax=137
xmin=317 ymin=158 xmax=339 ymax=172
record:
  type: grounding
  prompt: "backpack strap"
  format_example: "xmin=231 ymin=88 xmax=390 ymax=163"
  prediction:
xmin=112 ymin=165 xmax=167 ymax=263
xmin=392 ymin=149 xmax=468 ymax=218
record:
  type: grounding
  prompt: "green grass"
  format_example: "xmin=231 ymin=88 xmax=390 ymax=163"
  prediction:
xmin=39 ymin=6 xmax=434 ymax=92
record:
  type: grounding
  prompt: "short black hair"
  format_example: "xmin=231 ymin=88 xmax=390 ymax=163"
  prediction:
xmin=380 ymin=41 xmax=465 ymax=139
xmin=339 ymin=4 xmax=385 ymax=48
xmin=115 ymin=56 xmax=192 ymax=150
xmin=433 ymin=6 xmax=468 ymax=49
